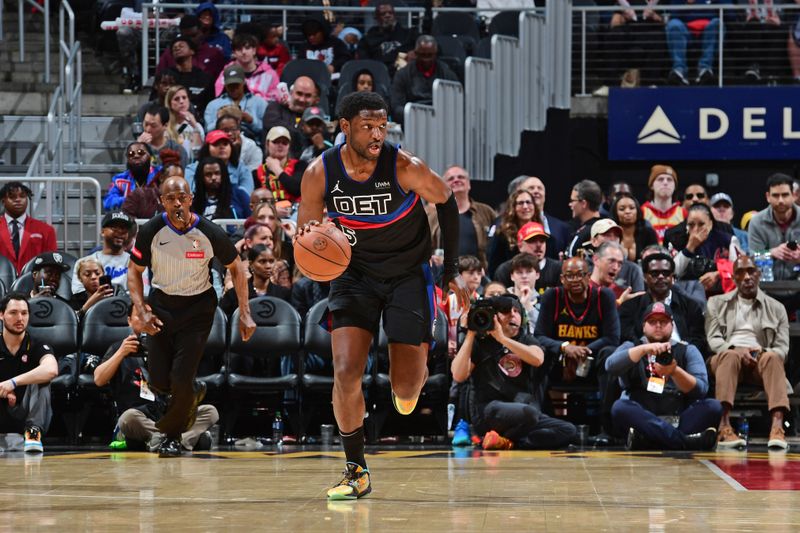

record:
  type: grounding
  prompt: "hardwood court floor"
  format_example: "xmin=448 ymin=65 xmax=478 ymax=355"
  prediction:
xmin=1 ymin=446 xmax=800 ymax=531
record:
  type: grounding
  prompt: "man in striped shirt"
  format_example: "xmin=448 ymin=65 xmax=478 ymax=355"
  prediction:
xmin=128 ymin=176 xmax=255 ymax=457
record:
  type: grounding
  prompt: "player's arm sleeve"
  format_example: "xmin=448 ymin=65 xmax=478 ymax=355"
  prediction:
xmin=130 ymin=221 xmax=156 ymax=267
xmin=435 ymin=193 xmax=459 ymax=289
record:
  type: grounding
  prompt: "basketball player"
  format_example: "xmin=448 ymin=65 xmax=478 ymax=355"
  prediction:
xmin=128 ymin=176 xmax=256 ymax=457
xmin=296 ymin=92 xmax=469 ymax=499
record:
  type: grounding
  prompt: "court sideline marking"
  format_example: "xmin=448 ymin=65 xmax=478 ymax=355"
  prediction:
xmin=698 ymin=459 xmax=748 ymax=492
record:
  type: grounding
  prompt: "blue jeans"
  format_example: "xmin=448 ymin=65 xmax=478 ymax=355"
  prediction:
xmin=666 ymin=18 xmax=721 ymax=75
xmin=612 ymin=397 xmax=722 ymax=450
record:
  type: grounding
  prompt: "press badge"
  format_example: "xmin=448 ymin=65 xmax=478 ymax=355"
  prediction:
xmin=140 ymin=378 xmax=156 ymax=401
xmin=647 ymin=376 xmax=665 ymax=394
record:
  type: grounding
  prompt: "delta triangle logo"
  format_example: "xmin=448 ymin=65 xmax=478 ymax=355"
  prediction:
xmin=637 ymin=105 xmax=681 ymax=144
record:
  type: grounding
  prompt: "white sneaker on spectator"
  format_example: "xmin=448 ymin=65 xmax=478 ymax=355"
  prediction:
xmin=667 ymin=69 xmax=689 ymax=86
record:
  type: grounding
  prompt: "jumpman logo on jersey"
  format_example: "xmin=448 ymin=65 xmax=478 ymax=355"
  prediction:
xmin=331 ymin=180 xmax=343 ymax=194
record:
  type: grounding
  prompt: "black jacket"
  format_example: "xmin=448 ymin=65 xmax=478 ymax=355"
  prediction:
xmin=390 ymin=60 xmax=458 ymax=123
xmin=357 ymin=23 xmax=418 ymax=75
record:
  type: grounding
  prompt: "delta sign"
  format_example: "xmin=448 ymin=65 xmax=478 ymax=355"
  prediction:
xmin=608 ymin=87 xmax=800 ymax=160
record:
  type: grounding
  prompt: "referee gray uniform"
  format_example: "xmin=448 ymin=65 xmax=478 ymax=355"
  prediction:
xmin=130 ymin=213 xmax=237 ymax=438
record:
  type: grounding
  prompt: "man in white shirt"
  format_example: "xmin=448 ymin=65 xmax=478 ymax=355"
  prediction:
xmin=72 ymin=212 xmax=135 ymax=296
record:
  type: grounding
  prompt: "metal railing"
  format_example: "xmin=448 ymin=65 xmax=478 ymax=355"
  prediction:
xmin=8 ymin=0 xmax=52 ymax=83
xmin=571 ymin=3 xmax=800 ymax=95
xmin=0 ymin=177 xmax=103 ymax=255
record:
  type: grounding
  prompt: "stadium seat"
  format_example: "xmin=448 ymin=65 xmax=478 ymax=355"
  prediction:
xmin=335 ymin=60 xmax=392 ymax=116
xmin=27 ymin=296 xmax=80 ymax=393
xmin=19 ymin=251 xmax=78 ymax=277
xmin=226 ymin=296 xmax=303 ymax=437
xmin=436 ymin=35 xmax=467 ymax=82
xmin=79 ymin=295 xmax=132 ymax=390
xmin=431 ymin=11 xmax=480 ymax=41
xmin=197 ymin=306 xmax=228 ymax=395
xmin=11 ymin=272 xmax=73 ymax=301
xmin=488 ymin=11 xmax=521 ymax=37
xmin=370 ymin=309 xmax=451 ymax=441
xmin=301 ymin=299 xmax=373 ymax=434
xmin=0 ymin=254 xmax=17 ymax=293
xmin=473 ymin=36 xmax=492 ymax=59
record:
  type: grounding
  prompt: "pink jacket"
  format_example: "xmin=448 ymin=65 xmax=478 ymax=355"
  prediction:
xmin=214 ymin=60 xmax=280 ymax=102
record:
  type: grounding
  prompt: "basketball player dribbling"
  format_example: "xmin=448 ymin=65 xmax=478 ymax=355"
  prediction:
xmin=296 ymin=92 xmax=469 ymax=500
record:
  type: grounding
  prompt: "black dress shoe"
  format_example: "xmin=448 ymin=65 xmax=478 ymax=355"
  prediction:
xmin=158 ymin=438 xmax=182 ymax=458
xmin=184 ymin=381 xmax=207 ymax=432
xmin=625 ymin=427 xmax=650 ymax=451
xmin=591 ymin=431 xmax=612 ymax=447
xmin=683 ymin=427 xmax=717 ymax=451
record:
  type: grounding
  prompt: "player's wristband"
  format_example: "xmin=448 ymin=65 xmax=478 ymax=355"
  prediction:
xmin=10 ymin=378 xmax=17 ymax=389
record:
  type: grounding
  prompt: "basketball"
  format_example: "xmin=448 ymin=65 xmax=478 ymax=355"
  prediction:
xmin=293 ymin=223 xmax=352 ymax=281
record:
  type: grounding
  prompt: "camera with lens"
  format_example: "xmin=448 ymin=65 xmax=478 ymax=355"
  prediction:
xmin=788 ymin=240 xmax=798 ymax=251
xmin=467 ymin=296 xmax=516 ymax=336
xmin=135 ymin=333 xmax=149 ymax=360
xmin=655 ymin=351 xmax=673 ymax=366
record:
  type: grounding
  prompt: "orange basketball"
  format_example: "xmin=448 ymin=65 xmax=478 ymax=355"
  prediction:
xmin=294 ymin=223 xmax=352 ymax=281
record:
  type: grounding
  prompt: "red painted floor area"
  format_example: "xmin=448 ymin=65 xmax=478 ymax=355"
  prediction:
xmin=712 ymin=455 xmax=800 ymax=490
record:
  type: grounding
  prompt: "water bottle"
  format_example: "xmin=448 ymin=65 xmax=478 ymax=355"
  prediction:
xmin=739 ymin=418 xmax=749 ymax=444
xmin=762 ymin=251 xmax=774 ymax=282
xmin=272 ymin=411 xmax=284 ymax=445
xmin=447 ymin=403 xmax=456 ymax=431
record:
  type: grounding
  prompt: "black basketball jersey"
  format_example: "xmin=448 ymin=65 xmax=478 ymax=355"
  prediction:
xmin=551 ymin=285 xmax=604 ymax=346
xmin=322 ymin=142 xmax=431 ymax=278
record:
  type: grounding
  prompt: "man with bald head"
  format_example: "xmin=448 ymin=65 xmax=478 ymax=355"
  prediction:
xmin=517 ymin=176 xmax=570 ymax=258
xmin=535 ymin=257 xmax=620 ymax=384
xmin=262 ymin=75 xmax=321 ymax=157
xmin=128 ymin=177 xmax=256 ymax=457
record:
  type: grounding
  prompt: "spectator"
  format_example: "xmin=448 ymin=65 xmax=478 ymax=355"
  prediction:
xmin=0 ymin=182 xmax=57 ymax=274
xmin=195 ymin=2 xmax=232 ymax=60
xmin=681 ymin=183 xmax=708 ymax=211
xmin=0 ymin=292 xmax=58 ymax=453
xmin=137 ymin=104 xmax=189 ymax=168
xmin=299 ymin=16 xmax=352 ymax=75
xmin=724 ymin=1 xmax=784 ymax=83
xmin=451 ymin=293 xmax=576 ymax=450
xmin=641 ymin=164 xmax=685 ymax=244
xmin=191 ymin=157 xmax=251 ymax=221
xmin=673 ymin=203 xmax=735 ymax=296
xmin=611 ymin=193 xmax=659 ymax=262
xmin=262 ymin=76 xmax=320 ymax=158
xmin=164 ymin=34 xmax=215 ymax=115
xmin=272 ymin=259 xmax=292 ymax=290
xmin=426 ymin=165 xmax=497 ymax=269
xmin=219 ymin=244 xmax=290 ymax=317
xmin=353 ymin=69 xmax=374 ymax=93
xmin=69 ymin=257 xmax=113 ymax=319
xmin=29 ymin=252 xmax=70 ymax=302
xmin=507 ymin=253 xmax=541 ymax=331
xmin=748 ymin=173 xmax=800 ymax=282
xmin=357 ymin=2 xmax=418 ymax=76
xmin=205 ymin=65 xmax=267 ymax=142
xmin=71 ymin=211 xmax=136 ymax=297
xmin=517 ymin=176 xmax=571 ymax=259
xmin=122 ymin=152 xmax=182 ymax=219
xmin=606 ymin=302 xmax=721 ymax=450
xmin=257 ymin=23 xmax=291 ymax=76
xmin=710 ymin=192 xmax=749 ymax=254
xmin=487 ymin=189 xmax=537 ymax=277
xmin=215 ymin=108 xmax=263 ymax=172
xmin=165 ymin=85 xmax=204 ymax=162
xmin=299 ymin=106 xmax=333 ymax=164
xmin=237 ymin=223 xmax=274 ymax=260
xmin=535 ymin=257 xmax=620 ymax=385
xmin=586 ymin=219 xmax=646 ymax=298
xmin=250 ymin=201 xmax=293 ymax=263
xmin=105 ymin=143 xmax=159 ymax=211
xmin=156 ymin=15 xmax=225 ymax=79
xmin=660 ymin=0 xmax=722 ymax=85
xmin=494 ymin=222 xmax=562 ymax=293
xmin=138 ymin=71 xmax=177 ymax=122
xmin=93 ymin=305 xmax=217 ymax=452
xmin=248 ymin=187 xmax=274 ymax=215
xmin=443 ymin=256 xmax=485 ymax=357
xmin=590 ymin=241 xmax=645 ymax=306
xmin=213 ymin=33 xmax=280 ymax=103
xmin=618 ymin=251 xmax=707 ymax=353
xmin=185 ymin=130 xmax=254 ymax=195
xmin=391 ymin=35 xmax=458 ymax=124
xmin=338 ymin=27 xmax=362 ymax=55
xmin=566 ymin=179 xmax=603 ymax=258
xmin=291 ymin=276 xmax=330 ymax=319
xmin=255 ymin=126 xmax=306 ymax=206
xmin=706 ymin=255 xmax=790 ymax=450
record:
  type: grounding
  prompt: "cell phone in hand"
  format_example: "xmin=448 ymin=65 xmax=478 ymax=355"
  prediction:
xmin=99 ymin=275 xmax=112 ymax=287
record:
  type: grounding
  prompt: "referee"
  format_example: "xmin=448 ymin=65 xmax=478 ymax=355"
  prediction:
xmin=128 ymin=176 xmax=255 ymax=457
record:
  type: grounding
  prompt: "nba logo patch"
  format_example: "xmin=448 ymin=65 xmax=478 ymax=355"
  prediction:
xmin=192 ymin=239 xmax=200 ymax=249
xmin=21 ymin=355 xmax=28 ymax=363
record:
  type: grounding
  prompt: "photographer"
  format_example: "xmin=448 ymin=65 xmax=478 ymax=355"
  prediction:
xmin=606 ymin=302 xmax=721 ymax=451
xmin=94 ymin=304 xmax=218 ymax=452
xmin=452 ymin=294 xmax=576 ymax=450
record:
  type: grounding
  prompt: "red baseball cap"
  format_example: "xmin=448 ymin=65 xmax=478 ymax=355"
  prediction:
xmin=517 ymin=221 xmax=549 ymax=244
xmin=643 ymin=302 xmax=673 ymax=322
xmin=206 ymin=130 xmax=232 ymax=145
